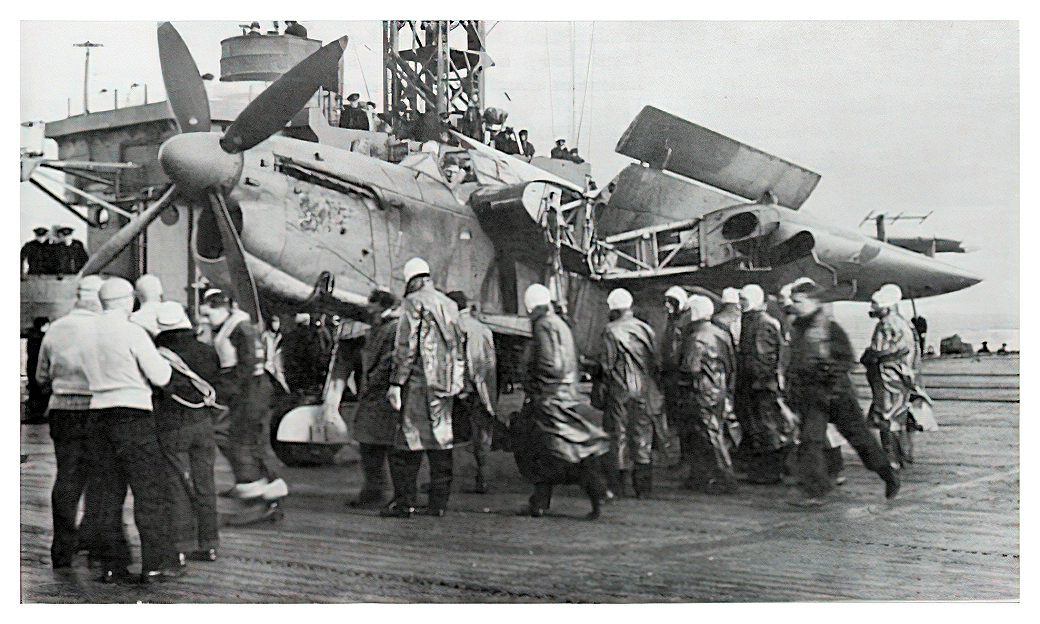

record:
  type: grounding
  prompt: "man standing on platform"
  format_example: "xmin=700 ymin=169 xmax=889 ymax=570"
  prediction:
xmin=446 ymin=290 xmax=498 ymax=494
xmin=382 ymin=258 xmax=465 ymax=518
xmin=784 ymin=279 xmax=900 ymax=508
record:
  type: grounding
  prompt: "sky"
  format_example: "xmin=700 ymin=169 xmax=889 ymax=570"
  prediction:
xmin=15 ymin=13 xmax=1020 ymax=346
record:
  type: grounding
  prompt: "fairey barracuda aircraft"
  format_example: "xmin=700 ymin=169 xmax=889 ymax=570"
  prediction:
xmin=74 ymin=22 xmax=979 ymax=461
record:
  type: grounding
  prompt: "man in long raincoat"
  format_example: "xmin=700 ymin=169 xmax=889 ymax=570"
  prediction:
xmin=599 ymin=288 xmax=668 ymax=497
xmin=860 ymin=284 xmax=935 ymax=469
xmin=383 ymin=258 xmax=465 ymax=517
xmin=735 ymin=284 xmax=795 ymax=484
xmin=676 ymin=295 xmax=738 ymax=493
xmin=447 ymin=291 xmax=498 ymax=493
xmin=513 ymin=284 xmax=610 ymax=520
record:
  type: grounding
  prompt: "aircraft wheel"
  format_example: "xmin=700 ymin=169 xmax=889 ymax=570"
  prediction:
xmin=269 ymin=395 xmax=344 ymax=467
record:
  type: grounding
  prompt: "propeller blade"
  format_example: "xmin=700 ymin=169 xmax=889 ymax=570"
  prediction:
xmin=79 ymin=185 xmax=177 ymax=276
xmin=158 ymin=22 xmax=211 ymax=133
xmin=220 ymin=36 xmax=348 ymax=154
xmin=207 ymin=191 xmax=264 ymax=329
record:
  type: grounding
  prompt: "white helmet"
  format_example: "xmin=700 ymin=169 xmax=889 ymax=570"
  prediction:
xmin=740 ymin=284 xmax=765 ymax=310
xmin=687 ymin=294 xmax=715 ymax=321
xmin=664 ymin=285 xmax=687 ymax=309
xmin=606 ymin=288 xmax=633 ymax=311
xmin=871 ymin=283 xmax=902 ymax=308
xmin=524 ymin=284 xmax=552 ymax=314
xmin=721 ymin=287 xmax=740 ymax=304
xmin=402 ymin=257 xmax=431 ymax=282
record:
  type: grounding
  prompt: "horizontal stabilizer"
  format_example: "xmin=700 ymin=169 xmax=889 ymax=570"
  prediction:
xmin=886 ymin=237 xmax=970 ymax=256
xmin=616 ymin=106 xmax=821 ymax=210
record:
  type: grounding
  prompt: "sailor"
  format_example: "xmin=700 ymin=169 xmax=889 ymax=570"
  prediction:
xmin=283 ymin=20 xmax=307 ymax=37
xmin=52 ymin=225 xmax=89 ymax=274
xmin=734 ymin=284 xmax=794 ymax=485
xmin=599 ymin=288 xmax=667 ymax=498
xmin=21 ymin=226 xmax=54 ymax=276
xmin=260 ymin=315 xmax=290 ymax=395
xmin=34 ymin=276 xmax=103 ymax=571
xmin=130 ymin=274 xmax=164 ymax=337
xmin=518 ymin=129 xmax=535 ymax=158
xmin=446 ymin=290 xmax=498 ymax=494
xmin=23 ymin=316 xmax=50 ymax=423
xmin=513 ymin=284 xmax=610 ymax=519
xmin=712 ymin=287 xmax=742 ymax=346
xmin=340 ymin=93 xmax=369 ymax=130
xmin=783 ymin=278 xmax=900 ymax=508
xmin=83 ymin=277 xmax=177 ymax=583
xmin=550 ymin=138 xmax=569 ymax=160
xmin=332 ymin=289 xmax=401 ymax=508
xmin=711 ymin=287 xmax=741 ymax=457
xmin=676 ymin=295 xmax=738 ymax=493
xmin=660 ymin=286 xmax=693 ymax=461
xmin=201 ymin=289 xmax=288 ymax=522
xmin=860 ymin=284 xmax=931 ymax=470
xmin=382 ymin=258 xmax=465 ymax=517
xmin=153 ymin=301 xmax=222 ymax=564
xmin=567 ymin=147 xmax=585 ymax=164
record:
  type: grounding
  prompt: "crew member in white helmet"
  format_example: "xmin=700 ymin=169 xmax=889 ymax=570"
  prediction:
xmin=130 ymin=274 xmax=164 ymax=337
xmin=598 ymin=288 xmax=668 ymax=498
xmin=860 ymin=283 xmax=934 ymax=470
xmin=382 ymin=258 xmax=465 ymax=517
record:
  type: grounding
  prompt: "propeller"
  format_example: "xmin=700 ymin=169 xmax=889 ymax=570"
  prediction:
xmin=79 ymin=21 xmax=349 ymax=310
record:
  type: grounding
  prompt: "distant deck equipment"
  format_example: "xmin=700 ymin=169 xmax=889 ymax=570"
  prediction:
xmin=220 ymin=34 xmax=323 ymax=82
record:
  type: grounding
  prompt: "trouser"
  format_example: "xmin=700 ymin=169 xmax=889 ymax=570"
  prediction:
xmin=676 ymin=390 xmax=734 ymax=487
xmin=358 ymin=443 xmax=392 ymax=497
xmin=158 ymin=415 xmax=219 ymax=554
xmin=88 ymin=408 xmax=175 ymax=572
xmin=791 ymin=379 xmax=893 ymax=498
xmin=48 ymin=409 xmax=92 ymax=568
xmin=529 ymin=455 xmax=608 ymax=512
xmin=738 ymin=390 xmax=794 ymax=484
xmin=603 ymin=396 xmax=654 ymax=471
xmin=455 ymin=393 xmax=492 ymax=482
xmin=388 ymin=447 xmax=454 ymax=511
xmin=215 ymin=374 xmax=277 ymax=484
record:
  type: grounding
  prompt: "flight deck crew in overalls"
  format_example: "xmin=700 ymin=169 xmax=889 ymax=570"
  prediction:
xmin=676 ymin=295 xmax=738 ymax=494
xmin=446 ymin=290 xmax=499 ymax=494
xmin=599 ymin=288 xmax=667 ymax=498
xmin=35 ymin=275 xmax=103 ymax=571
xmin=783 ymin=278 xmax=900 ymax=508
xmin=383 ymin=258 xmax=466 ymax=518
xmin=513 ymin=284 xmax=610 ymax=520
xmin=734 ymin=284 xmax=795 ymax=485
xmin=201 ymin=289 xmax=287 ymax=523
xmin=153 ymin=301 xmax=222 ymax=564
xmin=83 ymin=277 xmax=177 ymax=584
xmin=861 ymin=284 xmax=933 ymax=470
xmin=660 ymin=286 xmax=693 ymax=468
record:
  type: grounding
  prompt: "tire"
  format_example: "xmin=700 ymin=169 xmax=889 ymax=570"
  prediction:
xmin=269 ymin=395 xmax=344 ymax=467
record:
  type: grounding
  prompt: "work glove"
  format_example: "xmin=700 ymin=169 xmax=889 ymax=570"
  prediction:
xmin=387 ymin=385 xmax=402 ymax=411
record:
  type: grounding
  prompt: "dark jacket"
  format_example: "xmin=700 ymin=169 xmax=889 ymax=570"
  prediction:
xmin=354 ymin=312 xmax=400 ymax=445
xmin=155 ymin=328 xmax=221 ymax=429
xmin=786 ymin=307 xmax=855 ymax=391
xmin=737 ymin=309 xmax=783 ymax=393
xmin=678 ymin=319 xmax=732 ymax=411
xmin=521 ymin=306 xmax=609 ymax=464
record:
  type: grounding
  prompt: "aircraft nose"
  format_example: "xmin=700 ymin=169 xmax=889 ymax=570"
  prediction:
xmin=158 ymin=132 xmax=242 ymax=194
xmin=930 ymin=263 xmax=982 ymax=295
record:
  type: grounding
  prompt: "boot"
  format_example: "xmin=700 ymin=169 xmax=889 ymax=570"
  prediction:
xmin=878 ymin=429 xmax=901 ymax=470
xmin=603 ymin=467 xmax=624 ymax=498
xmin=617 ymin=469 xmax=632 ymax=498
xmin=225 ymin=499 xmax=283 ymax=526
xmin=897 ymin=430 xmax=914 ymax=466
xmin=879 ymin=464 xmax=901 ymax=499
xmin=632 ymin=463 xmax=653 ymax=498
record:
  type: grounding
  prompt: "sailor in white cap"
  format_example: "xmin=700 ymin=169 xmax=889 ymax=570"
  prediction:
xmin=382 ymin=257 xmax=465 ymax=517
xmin=598 ymin=288 xmax=668 ymax=498
xmin=34 ymin=274 xmax=107 ymax=571
xmin=512 ymin=284 xmax=610 ymax=520
xmin=153 ymin=301 xmax=223 ymax=564
xmin=130 ymin=274 xmax=164 ymax=337
xmin=784 ymin=278 xmax=900 ymax=507
xmin=713 ymin=287 xmax=742 ymax=346
xmin=733 ymin=284 xmax=794 ymax=485
xmin=861 ymin=283 xmax=932 ymax=470
xmin=674 ymin=294 xmax=739 ymax=494
xmin=83 ymin=276 xmax=179 ymax=582
xmin=659 ymin=285 xmax=693 ymax=464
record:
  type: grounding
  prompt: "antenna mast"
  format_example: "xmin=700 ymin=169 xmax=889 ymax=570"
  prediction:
xmin=73 ymin=41 xmax=103 ymax=114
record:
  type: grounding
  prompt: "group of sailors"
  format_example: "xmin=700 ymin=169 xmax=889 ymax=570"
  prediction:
xmin=20 ymin=225 xmax=89 ymax=276
xmin=30 ymin=257 xmax=930 ymax=584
